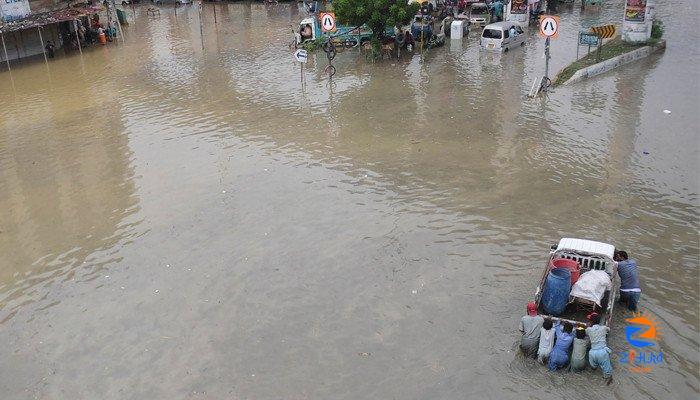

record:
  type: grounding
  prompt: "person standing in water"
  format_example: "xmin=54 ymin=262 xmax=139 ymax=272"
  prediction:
xmin=570 ymin=327 xmax=589 ymax=372
xmin=45 ymin=40 xmax=55 ymax=58
xmin=548 ymin=321 xmax=574 ymax=371
xmin=586 ymin=312 xmax=613 ymax=384
xmin=537 ymin=318 xmax=555 ymax=364
xmin=519 ymin=302 xmax=544 ymax=358
xmin=615 ymin=250 xmax=641 ymax=312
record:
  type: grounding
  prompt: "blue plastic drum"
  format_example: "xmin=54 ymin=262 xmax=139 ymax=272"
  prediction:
xmin=541 ymin=268 xmax=572 ymax=316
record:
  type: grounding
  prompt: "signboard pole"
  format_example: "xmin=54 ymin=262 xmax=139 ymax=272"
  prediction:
xmin=1 ymin=32 xmax=10 ymax=71
xmin=544 ymin=36 xmax=550 ymax=82
xmin=576 ymin=33 xmax=580 ymax=60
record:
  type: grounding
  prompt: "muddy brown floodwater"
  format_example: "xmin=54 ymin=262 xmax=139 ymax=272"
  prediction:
xmin=1 ymin=1 xmax=698 ymax=399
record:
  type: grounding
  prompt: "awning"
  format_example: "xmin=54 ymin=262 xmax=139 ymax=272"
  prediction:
xmin=0 ymin=5 xmax=104 ymax=34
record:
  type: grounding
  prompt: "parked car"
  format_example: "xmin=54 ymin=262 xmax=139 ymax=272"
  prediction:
xmin=468 ymin=3 xmax=490 ymax=27
xmin=480 ymin=21 xmax=525 ymax=52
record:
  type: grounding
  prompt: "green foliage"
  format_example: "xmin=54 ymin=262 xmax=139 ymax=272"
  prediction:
xmin=301 ymin=38 xmax=324 ymax=51
xmin=651 ymin=20 xmax=664 ymax=40
xmin=334 ymin=0 xmax=420 ymax=39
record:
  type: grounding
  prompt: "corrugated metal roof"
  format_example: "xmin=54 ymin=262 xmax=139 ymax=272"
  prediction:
xmin=556 ymin=238 xmax=615 ymax=258
xmin=0 ymin=6 xmax=103 ymax=34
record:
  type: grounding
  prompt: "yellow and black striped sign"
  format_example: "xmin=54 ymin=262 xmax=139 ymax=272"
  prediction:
xmin=591 ymin=24 xmax=617 ymax=39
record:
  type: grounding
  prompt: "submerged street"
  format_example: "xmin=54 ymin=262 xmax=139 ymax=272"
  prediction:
xmin=0 ymin=1 xmax=698 ymax=399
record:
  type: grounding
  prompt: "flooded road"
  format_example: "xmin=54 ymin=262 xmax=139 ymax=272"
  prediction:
xmin=1 ymin=1 xmax=698 ymax=399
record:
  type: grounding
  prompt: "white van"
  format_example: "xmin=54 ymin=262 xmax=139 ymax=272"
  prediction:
xmin=480 ymin=22 xmax=525 ymax=52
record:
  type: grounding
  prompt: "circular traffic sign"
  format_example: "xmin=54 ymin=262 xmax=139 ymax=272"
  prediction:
xmin=539 ymin=15 xmax=559 ymax=38
xmin=320 ymin=13 xmax=336 ymax=33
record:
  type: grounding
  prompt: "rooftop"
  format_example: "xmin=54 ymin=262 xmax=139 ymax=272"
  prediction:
xmin=0 ymin=5 xmax=103 ymax=34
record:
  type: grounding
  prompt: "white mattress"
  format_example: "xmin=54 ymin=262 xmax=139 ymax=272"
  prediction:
xmin=570 ymin=270 xmax=612 ymax=306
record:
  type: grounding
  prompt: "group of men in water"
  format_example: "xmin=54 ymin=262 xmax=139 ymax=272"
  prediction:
xmin=518 ymin=250 xmax=641 ymax=384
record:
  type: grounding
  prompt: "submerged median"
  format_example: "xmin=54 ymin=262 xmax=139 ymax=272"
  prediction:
xmin=554 ymin=22 xmax=666 ymax=86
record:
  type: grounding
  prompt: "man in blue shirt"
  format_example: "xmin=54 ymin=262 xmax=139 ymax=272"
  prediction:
xmin=615 ymin=250 xmax=641 ymax=311
xmin=548 ymin=321 xmax=574 ymax=371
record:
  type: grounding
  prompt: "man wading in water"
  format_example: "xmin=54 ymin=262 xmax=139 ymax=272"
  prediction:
xmin=519 ymin=302 xmax=544 ymax=358
xmin=586 ymin=312 xmax=613 ymax=385
xmin=615 ymin=250 xmax=641 ymax=312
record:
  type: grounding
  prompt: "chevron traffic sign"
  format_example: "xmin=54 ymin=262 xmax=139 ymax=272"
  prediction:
xmin=591 ymin=24 xmax=617 ymax=39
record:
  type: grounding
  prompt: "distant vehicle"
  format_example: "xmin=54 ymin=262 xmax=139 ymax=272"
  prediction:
xmin=120 ymin=0 xmax=142 ymax=5
xmin=468 ymin=3 xmax=490 ymax=27
xmin=533 ymin=238 xmax=620 ymax=329
xmin=295 ymin=16 xmax=392 ymax=48
xmin=480 ymin=21 xmax=525 ymax=52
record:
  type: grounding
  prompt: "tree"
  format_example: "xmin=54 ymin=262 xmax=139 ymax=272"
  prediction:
xmin=333 ymin=0 xmax=420 ymax=41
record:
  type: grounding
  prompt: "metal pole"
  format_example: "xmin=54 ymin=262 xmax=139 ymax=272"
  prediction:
xmin=1 ymin=32 xmax=10 ymax=71
xmin=112 ymin=0 xmax=126 ymax=42
xmin=213 ymin=3 xmax=217 ymax=24
xmin=576 ymin=34 xmax=580 ymax=60
xmin=544 ymin=36 xmax=550 ymax=80
xmin=75 ymin=20 xmax=83 ymax=55
xmin=38 ymin=27 xmax=48 ymax=64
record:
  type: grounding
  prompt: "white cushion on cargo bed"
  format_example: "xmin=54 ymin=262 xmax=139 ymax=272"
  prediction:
xmin=570 ymin=270 xmax=612 ymax=306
